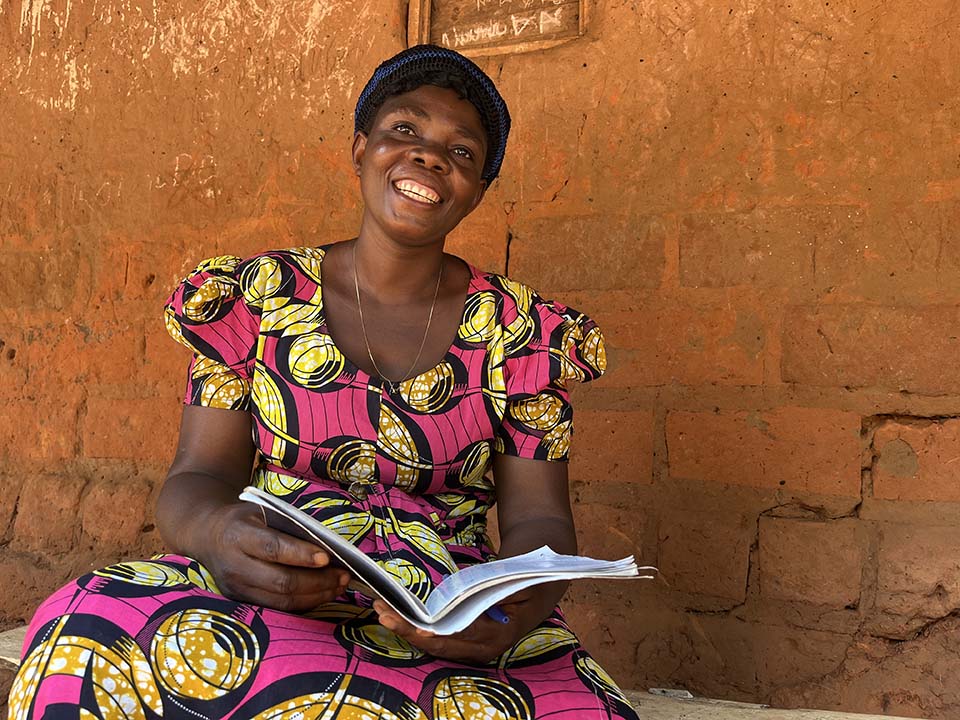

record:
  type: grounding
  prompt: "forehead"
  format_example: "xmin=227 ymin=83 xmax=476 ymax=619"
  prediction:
xmin=374 ymin=85 xmax=487 ymax=143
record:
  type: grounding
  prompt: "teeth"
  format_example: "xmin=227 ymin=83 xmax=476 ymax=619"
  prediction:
xmin=395 ymin=180 xmax=440 ymax=204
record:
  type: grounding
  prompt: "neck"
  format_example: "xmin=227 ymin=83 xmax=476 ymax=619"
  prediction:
xmin=353 ymin=230 xmax=445 ymax=302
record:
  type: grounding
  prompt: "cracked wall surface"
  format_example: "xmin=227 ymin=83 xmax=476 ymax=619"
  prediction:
xmin=2 ymin=0 xmax=960 ymax=717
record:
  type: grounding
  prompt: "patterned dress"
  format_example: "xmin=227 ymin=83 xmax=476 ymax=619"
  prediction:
xmin=8 ymin=246 xmax=640 ymax=720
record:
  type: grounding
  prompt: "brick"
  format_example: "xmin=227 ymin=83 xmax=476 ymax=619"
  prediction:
xmin=0 ymin=240 xmax=91 ymax=313
xmin=753 ymin=624 xmax=851 ymax=690
xmin=0 ymin=252 xmax=67 ymax=309
xmin=672 ymin=613 xmax=757 ymax=694
xmin=0 ymin=554 xmax=67 ymax=622
xmin=569 ymin=410 xmax=654 ymax=485
xmin=11 ymin=473 xmax=86 ymax=553
xmin=872 ymin=419 xmax=960 ymax=502
xmin=680 ymin=206 xmax=862 ymax=289
xmin=782 ymin=304 xmax=960 ymax=393
xmin=82 ymin=395 xmax=180 ymax=462
xmin=679 ymin=615 xmax=852 ymax=698
xmin=657 ymin=509 xmax=753 ymax=601
xmin=511 ymin=214 xmax=666 ymax=292
xmin=443 ymin=199 xmax=509 ymax=274
xmin=0 ymin=327 xmax=27 ymax=397
xmin=666 ymin=407 xmax=861 ymax=496
xmin=815 ymin=202 xmax=960 ymax=302
xmin=770 ymin=618 xmax=960 ymax=716
xmin=0 ymin=395 xmax=80 ymax=462
xmin=142 ymin=321 xmax=193 ymax=386
xmin=89 ymin=237 xmax=188 ymax=314
xmin=81 ymin=476 xmax=154 ymax=548
xmin=876 ymin=525 xmax=960 ymax=618
xmin=18 ymin=323 xmax=85 ymax=387
xmin=17 ymin=320 xmax=141 ymax=387
xmin=601 ymin=298 xmax=767 ymax=387
xmin=574 ymin=502 xmax=646 ymax=562
xmin=0 ymin=473 xmax=22 ymax=541
xmin=563 ymin=581 xmax=666 ymax=686
xmin=758 ymin=517 xmax=862 ymax=608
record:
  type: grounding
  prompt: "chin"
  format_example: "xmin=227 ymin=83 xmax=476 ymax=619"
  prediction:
xmin=383 ymin=213 xmax=456 ymax=246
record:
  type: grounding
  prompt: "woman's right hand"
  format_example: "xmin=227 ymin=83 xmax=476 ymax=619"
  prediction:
xmin=198 ymin=502 xmax=350 ymax=613
xmin=157 ymin=404 xmax=349 ymax=613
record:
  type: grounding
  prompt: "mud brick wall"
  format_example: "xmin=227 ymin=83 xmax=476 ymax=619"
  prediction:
xmin=1 ymin=1 xmax=959 ymax=717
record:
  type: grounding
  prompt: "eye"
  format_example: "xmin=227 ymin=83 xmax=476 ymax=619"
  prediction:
xmin=452 ymin=147 xmax=474 ymax=160
xmin=392 ymin=122 xmax=416 ymax=135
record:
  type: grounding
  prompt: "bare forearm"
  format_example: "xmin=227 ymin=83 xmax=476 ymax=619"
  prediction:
xmin=156 ymin=470 xmax=246 ymax=556
xmin=156 ymin=405 xmax=256 ymax=557
xmin=498 ymin=514 xmax=577 ymax=558
xmin=497 ymin=515 xmax=578 ymax=628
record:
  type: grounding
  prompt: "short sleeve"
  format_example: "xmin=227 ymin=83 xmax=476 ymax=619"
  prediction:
xmin=164 ymin=255 xmax=260 ymax=410
xmin=494 ymin=287 xmax=606 ymax=462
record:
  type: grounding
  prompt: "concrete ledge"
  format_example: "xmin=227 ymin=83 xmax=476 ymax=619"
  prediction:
xmin=623 ymin=692 xmax=923 ymax=720
xmin=0 ymin=626 xmax=25 ymax=669
xmin=0 ymin=627 xmax=927 ymax=719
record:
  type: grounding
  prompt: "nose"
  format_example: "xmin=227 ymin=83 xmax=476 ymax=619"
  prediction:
xmin=411 ymin=141 xmax=451 ymax=173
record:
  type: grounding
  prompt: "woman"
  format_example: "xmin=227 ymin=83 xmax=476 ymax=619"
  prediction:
xmin=9 ymin=45 xmax=639 ymax=719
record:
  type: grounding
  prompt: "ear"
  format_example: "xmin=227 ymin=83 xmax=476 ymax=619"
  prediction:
xmin=351 ymin=132 xmax=368 ymax=176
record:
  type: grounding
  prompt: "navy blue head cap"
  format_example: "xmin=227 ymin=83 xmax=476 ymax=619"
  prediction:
xmin=354 ymin=44 xmax=511 ymax=183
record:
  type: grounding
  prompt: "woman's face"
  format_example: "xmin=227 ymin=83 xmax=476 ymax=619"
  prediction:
xmin=352 ymin=84 xmax=489 ymax=246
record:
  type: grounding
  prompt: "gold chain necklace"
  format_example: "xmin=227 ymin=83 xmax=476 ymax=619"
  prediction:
xmin=352 ymin=242 xmax=444 ymax=395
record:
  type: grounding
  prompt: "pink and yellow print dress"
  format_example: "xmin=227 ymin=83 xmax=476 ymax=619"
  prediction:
xmin=9 ymin=246 xmax=640 ymax=720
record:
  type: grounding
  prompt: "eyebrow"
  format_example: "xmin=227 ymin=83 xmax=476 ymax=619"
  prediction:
xmin=387 ymin=104 xmax=487 ymax=148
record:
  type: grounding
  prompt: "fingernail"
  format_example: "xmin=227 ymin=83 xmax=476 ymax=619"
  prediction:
xmin=313 ymin=552 xmax=328 ymax=565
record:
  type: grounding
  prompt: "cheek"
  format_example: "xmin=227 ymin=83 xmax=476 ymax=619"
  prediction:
xmin=363 ymin=144 xmax=400 ymax=183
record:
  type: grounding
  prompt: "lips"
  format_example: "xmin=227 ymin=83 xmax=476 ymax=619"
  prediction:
xmin=393 ymin=179 xmax=442 ymax=205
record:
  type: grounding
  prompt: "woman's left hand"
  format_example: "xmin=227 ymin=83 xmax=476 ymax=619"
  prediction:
xmin=373 ymin=589 xmax=538 ymax=664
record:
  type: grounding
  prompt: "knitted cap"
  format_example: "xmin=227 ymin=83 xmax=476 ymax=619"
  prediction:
xmin=354 ymin=44 xmax=511 ymax=182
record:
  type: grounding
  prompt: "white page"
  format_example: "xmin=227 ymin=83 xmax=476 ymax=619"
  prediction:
xmin=239 ymin=487 xmax=432 ymax=623
xmin=426 ymin=546 xmax=644 ymax=613
xmin=422 ymin=572 xmax=648 ymax=635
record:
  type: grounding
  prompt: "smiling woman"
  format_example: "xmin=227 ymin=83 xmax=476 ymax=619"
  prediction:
xmin=9 ymin=45 xmax=636 ymax=720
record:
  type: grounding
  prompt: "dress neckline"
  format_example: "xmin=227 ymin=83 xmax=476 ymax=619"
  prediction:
xmin=314 ymin=243 xmax=484 ymax=393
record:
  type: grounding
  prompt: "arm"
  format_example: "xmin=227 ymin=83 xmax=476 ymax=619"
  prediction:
xmin=488 ymin=453 xmax=577 ymax=630
xmin=374 ymin=453 xmax=575 ymax=662
xmin=157 ymin=404 xmax=349 ymax=611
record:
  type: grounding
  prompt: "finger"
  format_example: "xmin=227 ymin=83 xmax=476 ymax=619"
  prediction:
xmin=373 ymin=602 xmax=508 ymax=662
xmin=230 ymin=585 xmax=345 ymax=613
xmin=231 ymin=558 xmax=349 ymax=599
xmin=373 ymin=603 xmax=438 ymax=643
xmin=233 ymin=518 xmax=335 ymax=568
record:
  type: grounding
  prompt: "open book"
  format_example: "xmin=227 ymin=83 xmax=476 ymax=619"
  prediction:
xmin=239 ymin=485 xmax=656 ymax=635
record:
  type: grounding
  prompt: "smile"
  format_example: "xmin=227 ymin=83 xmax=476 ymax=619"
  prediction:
xmin=394 ymin=180 xmax=441 ymax=205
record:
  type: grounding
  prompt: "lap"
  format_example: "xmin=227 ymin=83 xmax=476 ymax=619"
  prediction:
xmin=10 ymin=555 xmax=639 ymax=719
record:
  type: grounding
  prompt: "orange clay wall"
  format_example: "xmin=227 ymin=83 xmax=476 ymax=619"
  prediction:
xmin=2 ymin=1 xmax=959 ymax=716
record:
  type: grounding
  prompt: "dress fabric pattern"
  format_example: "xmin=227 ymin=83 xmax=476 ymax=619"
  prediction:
xmin=9 ymin=246 xmax=639 ymax=720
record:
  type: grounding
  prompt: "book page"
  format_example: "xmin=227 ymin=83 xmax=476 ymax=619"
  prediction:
xmin=424 ymin=571 xmax=642 ymax=635
xmin=426 ymin=546 xmax=643 ymax=614
xmin=239 ymin=487 xmax=431 ymax=623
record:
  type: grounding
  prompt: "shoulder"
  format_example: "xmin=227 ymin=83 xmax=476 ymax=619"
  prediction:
xmin=178 ymin=245 xmax=330 ymax=310
xmin=471 ymin=267 xmax=600 ymax=345
xmin=180 ymin=246 xmax=327 ymax=283
xmin=235 ymin=246 xmax=326 ymax=285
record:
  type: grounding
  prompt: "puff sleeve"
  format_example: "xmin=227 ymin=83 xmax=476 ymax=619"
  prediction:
xmin=164 ymin=255 xmax=260 ymax=411
xmin=493 ymin=282 xmax=606 ymax=462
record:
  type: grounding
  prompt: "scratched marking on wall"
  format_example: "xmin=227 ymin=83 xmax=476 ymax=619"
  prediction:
xmin=6 ymin=0 xmax=368 ymax=115
xmin=428 ymin=0 xmax=580 ymax=52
